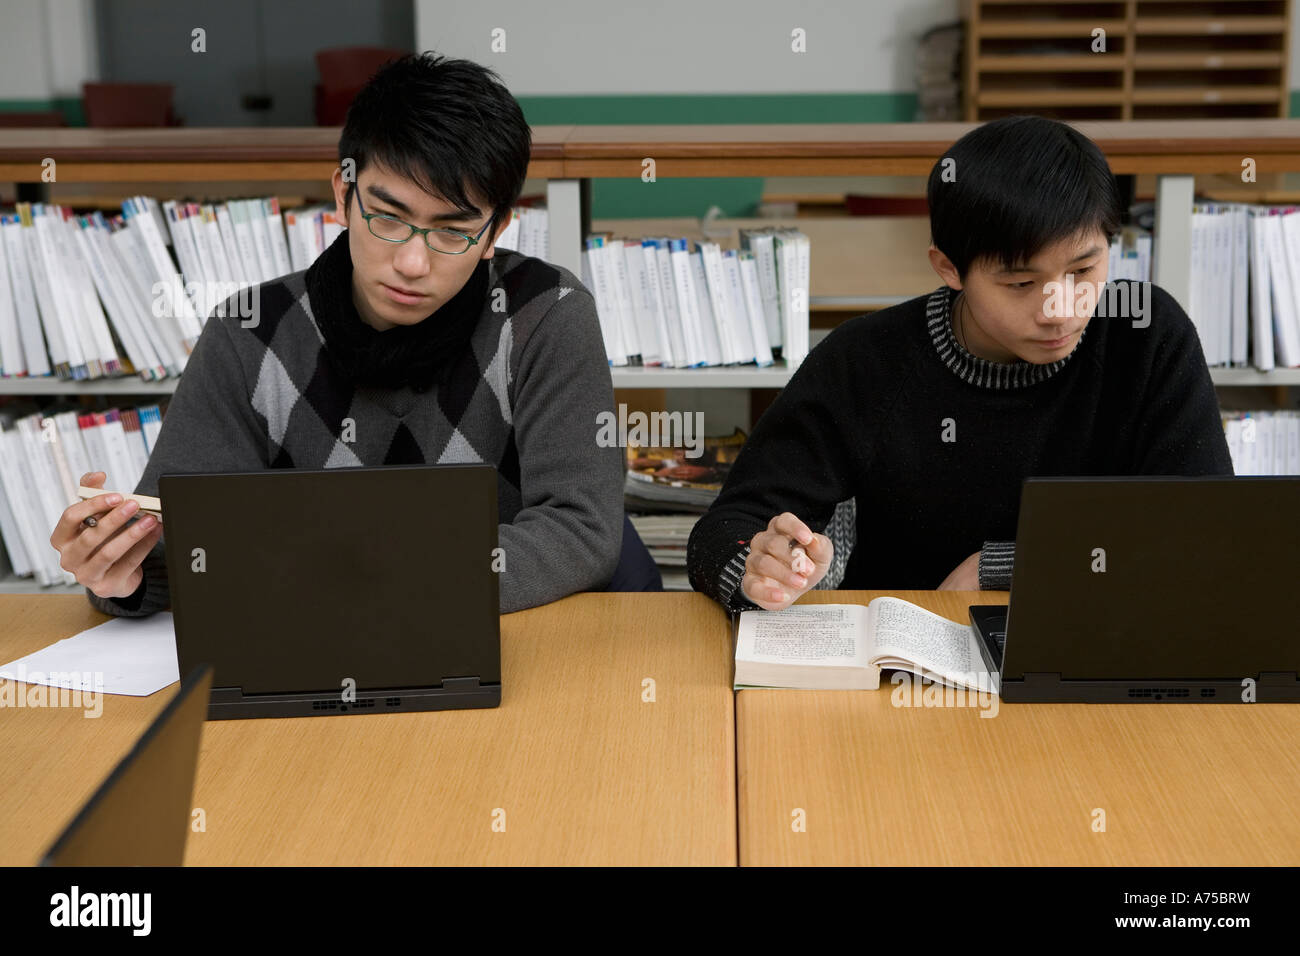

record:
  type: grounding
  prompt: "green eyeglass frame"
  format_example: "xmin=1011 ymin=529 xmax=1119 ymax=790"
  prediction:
xmin=353 ymin=188 xmax=496 ymax=254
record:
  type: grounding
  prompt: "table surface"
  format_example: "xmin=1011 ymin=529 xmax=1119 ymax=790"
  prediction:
xmin=736 ymin=590 xmax=1300 ymax=866
xmin=6 ymin=588 xmax=1298 ymax=866
xmin=0 ymin=591 xmax=736 ymax=866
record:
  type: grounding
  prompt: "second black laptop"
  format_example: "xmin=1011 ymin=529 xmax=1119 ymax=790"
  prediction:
xmin=970 ymin=476 xmax=1300 ymax=703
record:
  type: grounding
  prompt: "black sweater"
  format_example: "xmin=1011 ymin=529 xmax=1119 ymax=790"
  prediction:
xmin=687 ymin=280 xmax=1234 ymax=610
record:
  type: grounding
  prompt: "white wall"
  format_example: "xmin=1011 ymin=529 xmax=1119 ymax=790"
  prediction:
xmin=0 ymin=0 xmax=98 ymax=100
xmin=416 ymin=0 xmax=1297 ymax=97
xmin=415 ymin=0 xmax=959 ymax=95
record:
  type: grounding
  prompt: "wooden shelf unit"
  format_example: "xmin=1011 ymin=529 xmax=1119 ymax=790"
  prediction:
xmin=965 ymin=0 xmax=1292 ymax=122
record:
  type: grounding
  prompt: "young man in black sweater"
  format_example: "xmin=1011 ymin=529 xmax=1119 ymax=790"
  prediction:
xmin=688 ymin=115 xmax=1234 ymax=612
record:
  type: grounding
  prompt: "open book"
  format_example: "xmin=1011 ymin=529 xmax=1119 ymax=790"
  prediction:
xmin=734 ymin=597 xmax=995 ymax=693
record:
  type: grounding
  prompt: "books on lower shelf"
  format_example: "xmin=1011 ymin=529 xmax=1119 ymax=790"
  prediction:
xmin=1222 ymin=410 xmax=1300 ymax=475
xmin=625 ymin=427 xmax=745 ymax=590
xmin=0 ymin=401 xmax=163 ymax=587
xmin=624 ymin=428 xmax=744 ymax=513
xmin=582 ymin=228 xmax=809 ymax=371
xmin=734 ymin=597 xmax=995 ymax=694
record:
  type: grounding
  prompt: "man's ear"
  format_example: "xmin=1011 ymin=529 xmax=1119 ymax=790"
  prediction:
xmin=928 ymin=244 xmax=963 ymax=291
xmin=479 ymin=208 xmax=513 ymax=260
xmin=330 ymin=167 xmax=349 ymax=226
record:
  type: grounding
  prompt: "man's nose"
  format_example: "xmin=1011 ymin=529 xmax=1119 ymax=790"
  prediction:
xmin=394 ymin=239 xmax=432 ymax=276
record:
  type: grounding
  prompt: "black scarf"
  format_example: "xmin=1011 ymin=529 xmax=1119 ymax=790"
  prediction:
xmin=304 ymin=228 xmax=490 ymax=393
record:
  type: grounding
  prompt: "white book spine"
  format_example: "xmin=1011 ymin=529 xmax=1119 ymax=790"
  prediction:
xmin=54 ymin=411 xmax=92 ymax=487
xmin=669 ymin=240 xmax=707 ymax=366
xmin=1274 ymin=211 xmax=1300 ymax=366
xmin=113 ymin=224 xmax=189 ymax=374
xmin=622 ymin=240 xmax=662 ymax=365
xmin=699 ymin=242 xmax=741 ymax=364
xmin=0 ymin=216 xmax=22 ymax=375
xmin=582 ymin=239 xmax=626 ymax=366
xmin=742 ymin=230 xmax=782 ymax=349
xmin=29 ymin=206 xmax=80 ymax=372
xmin=653 ymin=241 xmax=688 ymax=367
xmin=738 ymin=251 xmax=774 ymax=366
xmin=722 ymin=250 xmax=757 ymax=364
xmin=637 ymin=239 xmax=673 ymax=368
xmin=0 ymin=427 xmax=39 ymax=579
xmin=264 ymin=198 xmax=293 ymax=277
xmin=688 ymin=251 xmax=723 ymax=365
xmin=605 ymin=240 xmax=641 ymax=360
xmin=1 ymin=218 xmax=50 ymax=376
xmin=1229 ymin=206 xmax=1248 ymax=365
xmin=215 ymin=203 xmax=250 ymax=286
xmin=63 ymin=217 xmax=121 ymax=372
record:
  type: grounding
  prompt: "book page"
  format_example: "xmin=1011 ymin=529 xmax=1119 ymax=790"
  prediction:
xmin=737 ymin=604 xmax=868 ymax=665
xmin=868 ymin=597 xmax=992 ymax=691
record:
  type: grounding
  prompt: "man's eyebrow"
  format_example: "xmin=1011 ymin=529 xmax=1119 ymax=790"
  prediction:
xmin=366 ymin=184 xmax=482 ymax=222
xmin=994 ymin=245 xmax=1106 ymax=275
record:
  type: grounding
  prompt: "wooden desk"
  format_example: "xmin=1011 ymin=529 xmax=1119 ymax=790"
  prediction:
xmin=0 ymin=592 xmax=735 ymax=866
xmin=737 ymin=590 xmax=1300 ymax=866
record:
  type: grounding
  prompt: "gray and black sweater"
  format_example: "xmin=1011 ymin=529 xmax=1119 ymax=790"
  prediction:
xmin=688 ymin=280 xmax=1235 ymax=611
xmin=87 ymin=235 xmax=624 ymax=618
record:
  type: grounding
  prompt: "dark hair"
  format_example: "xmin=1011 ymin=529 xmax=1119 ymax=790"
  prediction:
xmin=927 ymin=115 xmax=1123 ymax=279
xmin=338 ymin=52 xmax=531 ymax=229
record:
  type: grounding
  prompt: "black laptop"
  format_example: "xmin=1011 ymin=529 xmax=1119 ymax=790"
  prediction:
xmin=969 ymin=476 xmax=1300 ymax=703
xmin=159 ymin=464 xmax=501 ymax=719
xmin=42 ymin=664 xmax=212 ymax=866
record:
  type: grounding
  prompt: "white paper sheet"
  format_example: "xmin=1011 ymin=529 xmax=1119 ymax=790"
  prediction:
xmin=0 ymin=612 xmax=180 ymax=697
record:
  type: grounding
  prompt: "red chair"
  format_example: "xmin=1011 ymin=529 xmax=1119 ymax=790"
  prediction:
xmin=314 ymin=46 xmax=409 ymax=125
xmin=82 ymin=83 xmax=178 ymax=127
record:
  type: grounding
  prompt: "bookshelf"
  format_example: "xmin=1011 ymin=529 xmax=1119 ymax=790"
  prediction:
xmin=2 ymin=120 xmax=1300 ymax=593
xmin=4 ymin=120 xmax=1300 ymax=386
xmin=964 ymin=0 xmax=1292 ymax=122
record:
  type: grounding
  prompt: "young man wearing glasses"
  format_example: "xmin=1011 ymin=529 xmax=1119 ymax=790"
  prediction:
xmin=61 ymin=53 xmax=638 ymax=617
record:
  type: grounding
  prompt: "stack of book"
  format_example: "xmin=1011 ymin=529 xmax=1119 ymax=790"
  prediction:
xmin=915 ymin=22 xmax=963 ymax=122
xmin=0 ymin=401 xmax=164 ymax=587
xmin=581 ymin=228 xmax=810 ymax=370
xmin=626 ymin=514 xmax=695 ymax=591
xmin=1241 ymin=204 xmax=1300 ymax=371
xmin=1190 ymin=202 xmax=1249 ymax=368
xmin=0 ymin=196 xmax=340 ymax=383
xmin=1112 ymin=203 xmax=1300 ymax=373
xmin=1108 ymin=225 xmax=1151 ymax=282
xmin=624 ymin=429 xmax=746 ymax=590
xmin=1222 ymin=410 xmax=1300 ymax=475
xmin=494 ymin=206 xmax=548 ymax=262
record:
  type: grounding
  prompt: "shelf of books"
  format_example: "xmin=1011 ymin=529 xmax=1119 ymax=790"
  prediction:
xmin=2 ymin=121 xmax=1300 ymax=592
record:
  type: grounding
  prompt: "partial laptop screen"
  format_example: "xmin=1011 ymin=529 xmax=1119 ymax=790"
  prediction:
xmin=41 ymin=665 xmax=212 ymax=866
xmin=1002 ymin=476 xmax=1300 ymax=696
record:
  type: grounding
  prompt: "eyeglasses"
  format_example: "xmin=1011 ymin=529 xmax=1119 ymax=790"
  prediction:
xmin=353 ymin=189 xmax=495 ymax=255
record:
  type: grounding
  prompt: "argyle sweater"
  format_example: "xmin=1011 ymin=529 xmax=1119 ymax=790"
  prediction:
xmin=688 ymin=280 xmax=1235 ymax=611
xmin=86 ymin=246 xmax=624 ymax=618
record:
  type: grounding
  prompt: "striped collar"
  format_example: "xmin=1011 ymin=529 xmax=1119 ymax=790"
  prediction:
xmin=926 ymin=285 xmax=1085 ymax=389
